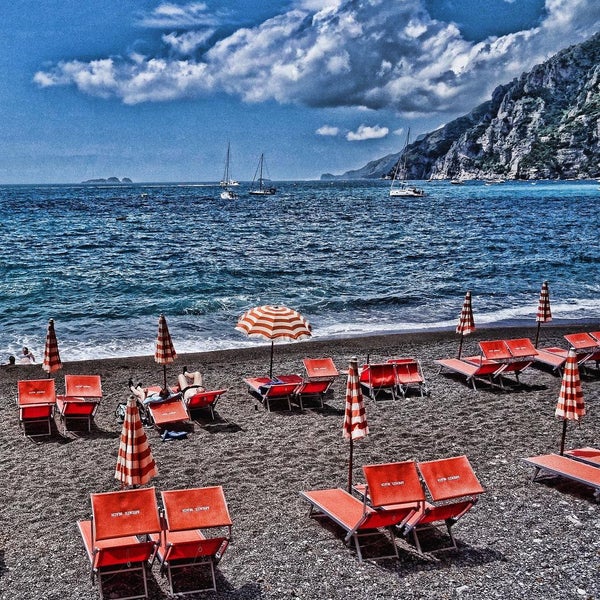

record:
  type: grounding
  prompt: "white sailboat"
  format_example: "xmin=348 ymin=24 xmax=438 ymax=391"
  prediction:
xmin=389 ymin=129 xmax=425 ymax=198
xmin=220 ymin=143 xmax=239 ymax=200
xmin=249 ymin=153 xmax=277 ymax=196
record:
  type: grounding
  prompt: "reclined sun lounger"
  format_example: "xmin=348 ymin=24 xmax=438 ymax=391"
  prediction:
xmin=301 ymin=461 xmax=423 ymax=562
xmin=17 ymin=379 xmax=56 ymax=437
xmin=533 ymin=346 xmax=569 ymax=374
xmin=184 ymin=388 xmax=227 ymax=420
xmin=294 ymin=357 xmax=340 ymax=408
xmin=56 ymin=374 xmax=102 ymax=433
xmin=78 ymin=487 xmax=161 ymax=600
xmin=359 ymin=363 xmax=398 ymax=401
xmin=434 ymin=356 xmax=499 ymax=390
xmin=143 ymin=386 xmax=189 ymax=429
xmin=478 ymin=338 xmax=537 ymax=386
xmin=563 ymin=447 xmax=600 ymax=467
xmin=522 ymin=453 xmax=600 ymax=500
xmin=404 ymin=456 xmax=485 ymax=553
xmin=565 ymin=332 xmax=600 ymax=371
xmin=152 ymin=486 xmax=232 ymax=594
xmin=387 ymin=358 xmax=429 ymax=397
xmin=243 ymin=376 xmax=301 ymax=411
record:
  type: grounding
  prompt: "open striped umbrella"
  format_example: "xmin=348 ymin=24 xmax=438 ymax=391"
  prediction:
xmin=534 ymin=281 xmax=552 ymax=347
xmin=115 ymin=396 xmax=158 ymax=488
xmin=155 ymin=314 xmax=176 ymax=391
xmin=42 ymin=318 xmax=62 ymax=374
xmin=343 ymin=357 xmax=369 ymax=492
xmin=555 ymin=349 xmax=585 ymax=455
xmin=235 ymin=305 xmax=311 ymax=378
xmin=456 ymin=291 xmax=475 ymax=358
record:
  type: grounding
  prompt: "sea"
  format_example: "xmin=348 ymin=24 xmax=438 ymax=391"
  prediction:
xmin=0 ymin=179 xmax=598 ymax=362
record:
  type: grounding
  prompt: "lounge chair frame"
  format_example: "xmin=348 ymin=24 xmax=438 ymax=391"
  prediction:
xmin=184 ymin=388 xmax=227 ymax=420
xmin=56 ymin=374 xmax=102 ymax=433
xmin=387 ymin=358 xmax=429 ymax=397
xmin=359 ymin=363 xmax=398 ymax=401
xmin=17 ymin=379 xmax=56 ymax=437
xmin=244 ymin=377 xmax=300 ymax=411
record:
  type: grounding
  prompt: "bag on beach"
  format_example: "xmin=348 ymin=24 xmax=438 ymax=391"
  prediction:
xmin=115 ymin=402 xmax=127 ymax=423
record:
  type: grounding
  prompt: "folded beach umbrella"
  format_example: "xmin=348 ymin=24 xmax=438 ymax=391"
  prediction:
xmin=235 ymin=304 xmax=312 ymax=378
xmin=534 ymin=280 xmax=552 ymax=347
xmin=42 ymin=318 xmax=62 ymax=374
xmin=555 ymin=349 xmax=585 ymax=455
xmin=343 ymin=357 xmax=369 ymax=493
xmin=456 ymin=291 xmax=475 ymax=358
xmin=155 ymin=314 xmax=177 ymax=391
xmin=115 ymin=396 xmax=158 ymax=488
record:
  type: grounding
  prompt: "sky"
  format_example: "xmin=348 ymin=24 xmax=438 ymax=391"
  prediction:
xmin=1 ymin=0 xmax=598 ymax=183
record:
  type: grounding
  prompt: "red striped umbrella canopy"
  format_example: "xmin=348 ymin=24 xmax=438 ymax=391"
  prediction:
xmin=555 ymin=349 xmax=585 ymax=454
xmin=536 ymin=281 xmax=552 ymax=323
xmin=155 ymin=314 xmax=176 ymax=389
xmin=42 ymin=318 xmax=62 ymax=373
xmin=456 ymin=291 xmax=475 ymax=358
xmin=115 ymin=396 xmax=158 ymax=488
xmin=235 ymin=305 xmax=311 ymax=377
xmin=343 ymin=357 xmax=368 ymax=492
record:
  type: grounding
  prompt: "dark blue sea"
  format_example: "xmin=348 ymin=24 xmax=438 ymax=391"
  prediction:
xmin=1 ymin=179 xmax=598 ymax=361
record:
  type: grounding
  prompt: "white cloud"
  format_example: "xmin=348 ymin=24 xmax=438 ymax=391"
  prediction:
xmin=34 ymin=0 xmax=600 ymax=115
xmin=316 ymin=125 xmax=340 ymax=136
xmin=346 ymin=124 xmax=389 ymax=141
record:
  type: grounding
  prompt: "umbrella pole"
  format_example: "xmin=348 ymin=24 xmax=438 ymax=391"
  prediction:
xmin=163 ymin=364 xmax=168 ymax=391
xmin=347 ymin=438 xmax=354 ymax=493
xmin=534 ymin=322 xmax=541 ymax=348
xmin=560 ymin=420 xmax=567 ymax=455
xmin=269 ymin=341 xmax=274 ymax=379
xmin=457 ymin=334 xmax=464 ymax=358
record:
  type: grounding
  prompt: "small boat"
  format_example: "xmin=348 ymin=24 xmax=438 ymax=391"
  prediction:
xmin=389 ymin=129 xmax=425 ymax=198
xmin=450 ymin=179 xmax=464 ymax=185
xmin=220 ymin=143 xmax=239 ymax=200
xmin=249 ymin=153 xmax=277 ymax=196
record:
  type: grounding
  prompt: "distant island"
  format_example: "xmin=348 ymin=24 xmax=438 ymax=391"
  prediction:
xmin=81 ymin=177 xmax=133 ymax=184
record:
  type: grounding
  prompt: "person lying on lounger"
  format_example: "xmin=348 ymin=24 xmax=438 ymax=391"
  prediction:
xmin=178 ymin=368 xmax=206 ymax=399
xmin=128 ymin=380 xmax=179 ymax=405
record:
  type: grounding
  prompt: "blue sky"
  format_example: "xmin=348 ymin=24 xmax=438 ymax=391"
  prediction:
xmin=1 ymin=0 xmax=598 ymax=183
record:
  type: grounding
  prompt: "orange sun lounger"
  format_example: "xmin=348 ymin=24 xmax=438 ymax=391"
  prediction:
xmin=17 ymin=379 xmax=56 ymax=437
xmin=478 ymin=338 xmax=537 ymax=385
xmin=301 ymin=461 xmax=423 ymax=562
xmin=522 ymin=453 xmax=600 ymax=500
xmin=434 ymin=356 xmax=499 ymax=390
xmin=184 ymin=388 xmax=227 ymax=420
xmin=243 ymin=376 xmax=301 ymax=411
xmin=78 ymin=487 xmax=161 ymax=600
xmin=152 ymin=486 xmax=232 ymax=595
xmin=143 ymin=386 xmax=189 ymax=429
xmin=563 ymin=447 xmax=600 ymax=467
xmin=56 ymin=374 xmax=102 ymax=433
xmin=294 ymin=357 xmax=340 ymax=408
xmin=387 ymin=358 xmax=429 ymax=397
xmin=359 ymin=363 xmax=398 ymax=400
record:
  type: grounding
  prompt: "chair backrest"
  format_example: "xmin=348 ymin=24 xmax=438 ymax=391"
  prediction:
xmin=417 ymin=456 xmax=484 ymax=501
xmin=564 ymin=332 xmax=599 ymax=350
xmin=589 ymin=331 xmax=600 ymax=344
xmin=161 ymin=486 xmax=232 ymax=532
xmin=366 ymin=363 xmax=396 ymax=387
xmin=265 ymin=382 xmax=299 ymax=397
xmin=504 ymin=338 xmax=537 ymax=358
xmin=362 ymin=461 xmax=425 ymax=508
xmin=186 ymin=389 xmax=226 ymax=410
xmin=65 ymin=374 xmax=102 ymax=399
xmin=389 ymin=359 xmax=423 ymax=383
xmin=479 ymin=341 xmax=512 ymax=361
xmin=17 ymin=379 xmax=56 ymax=406
xmin=91 ymin=487 xmax=161 ymax=542
xmin=303 ymin=357 xmax=339 ymax=380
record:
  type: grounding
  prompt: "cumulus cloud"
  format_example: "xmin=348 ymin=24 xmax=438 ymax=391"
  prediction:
xmin=346 ymin=124 xmax=389 ymax=141
xmin=162 ymin=29 xmax=215 ymax=55
xmin=34 ymin=0 xmax=600 ymax=113
xmin=316 ymin=125 xmax=340 ymax=136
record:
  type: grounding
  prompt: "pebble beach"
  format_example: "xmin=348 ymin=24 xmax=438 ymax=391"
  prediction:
xmin=1 ymin=324 xmax=599 ymax=600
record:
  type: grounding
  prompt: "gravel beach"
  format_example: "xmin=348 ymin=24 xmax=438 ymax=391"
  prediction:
xmin=1 ymin=324 xmax=599 ymax=600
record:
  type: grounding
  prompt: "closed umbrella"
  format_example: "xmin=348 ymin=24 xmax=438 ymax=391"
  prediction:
xmin=42 ymin=318 xmax=62 ymax=374
xmin=115 ymin=396 xmax=158 ymax=488
xmin=343 ymin=357 xmax=369 ymax=493
xmin=235 ymin=305 xmax=311 ymax=378
xmin=555 ymin=349 xmax=585 ymax=455
xmin=456 ymin=291 xmax=475 ymax=358
xmin=155 ymin=314 xmax=177 ymax=391
xmin=534 ymin=281 xmax=552 ymax=347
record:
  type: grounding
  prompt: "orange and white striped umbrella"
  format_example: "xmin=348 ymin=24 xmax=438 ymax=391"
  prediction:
xmin=456 ymin=291 xmax=475 ymax=357
xmin=42 ymin=318 xmax=62 ymax=373
xmin=235 ymin=305 xmax=311 ymax=377
xmin=343 ymin=357 xmax=368 ymax=492
xmin=155 ymin=314 xmax=176 ymax=390
xmin=534 ymin=281 xmax=552 ymax=347
xmin=115 ymin=396 xmax=158 ymax=488
xmin=555 ymin=349 xmax=585 ymax=455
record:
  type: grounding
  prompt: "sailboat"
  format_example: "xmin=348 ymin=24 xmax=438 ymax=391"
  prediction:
xmin=389 ymin=129 xmax=425 ymax=198
xmin=249 ymin=153 xmax=277 ymax=196
xmin=220 ymin=143 xmax=239 ymax=200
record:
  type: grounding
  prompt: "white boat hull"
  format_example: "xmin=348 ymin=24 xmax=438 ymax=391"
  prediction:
xmin=389 ymin=187 xmax=425 ymax=197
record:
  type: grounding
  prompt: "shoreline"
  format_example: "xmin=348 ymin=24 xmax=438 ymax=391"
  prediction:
xmin=1 ymin=322 xmax=599 ymax=599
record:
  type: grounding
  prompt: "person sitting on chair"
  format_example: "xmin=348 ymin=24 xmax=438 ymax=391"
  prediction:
xmin=178 ymin=367 xmax=205 ymax=399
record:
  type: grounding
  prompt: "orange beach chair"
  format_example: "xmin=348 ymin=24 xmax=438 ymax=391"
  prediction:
xmin=434 ymin=356 xmax=499 ymax=390
xmin=184 ymin=389 xmax=227 ymax=420
xmin=17 ymin=379 xmax=56 ymax=437
xmin=243 ymin=376 xmax=301 ymax=411
xmin=152 ymin=486 xmax=232 ymax=594
xmin=563 ymin=447 xmax=600 ymax=467
xmin=359 ymin=363 xmax=398 ymax=400
xmin=143 ymin=386 xmax=189 ymax=430
xmin=56 ymin=374 xmax=102 ymax=433
xmin=293 ymin=357 xmax=339 ymax=408
xmin=387 ymin=357 xmax=429 ymax=397
xmin=300 ymin=461 xmax=423 ymax=562
xmin=77 ymin=487 xmax=161 ymax=600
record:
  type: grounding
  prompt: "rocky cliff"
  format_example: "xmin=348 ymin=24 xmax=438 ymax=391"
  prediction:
xmin=324 ymin=32 xmax=600 ymax=180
